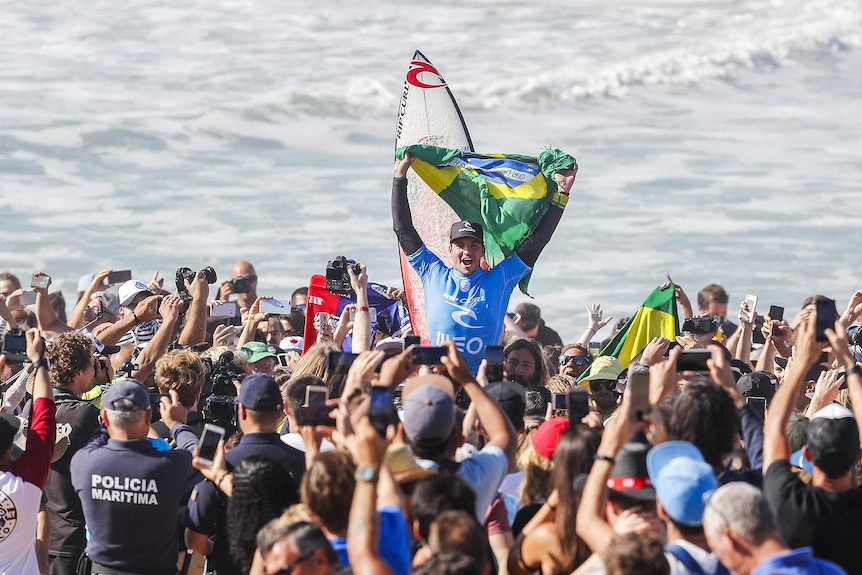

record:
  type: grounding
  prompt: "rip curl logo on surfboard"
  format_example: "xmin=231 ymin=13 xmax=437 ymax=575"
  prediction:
xmin=406 ymin=60 xmax=447 ymax=89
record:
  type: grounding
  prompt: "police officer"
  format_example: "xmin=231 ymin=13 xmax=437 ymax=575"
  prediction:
xmin=184 ymin=373 xmax=304 ymax=575
xmin=70 ymin=379 xmax=200 ymax=575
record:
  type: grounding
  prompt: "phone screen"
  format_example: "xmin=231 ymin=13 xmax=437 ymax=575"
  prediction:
xmin=209 ymin=302 xmax=238 ymax=318
xmin=743 ymin=294 xmax=758 ymax=323
xmin=567 ymin=388 xmax=590 ymax=426
xmin=326 ymin=351 xmax=359 ymax=374
xmin=746 ymin=396 xmax=767 ymax=416
xmin=197 ymin=424 xmax=225 ymax=465
xmin=259 ymin=299 xmax=288 ymax=315
xmin=588 ymin=342 xmax=601 ymax=358
xmin=676 ymin=349 xmax=713 ymax=373
xmin=551 ymin=393 xmax=567 ymax=411
xmin=106 ymin=270 xmax=132 ymax=285
xmin=484 ymin=345 xmax=504 ymax=382
xmin=411 ymin=346 xmax=447 ymax=365
xmin=305 ymin=386 xmax=328 ymax=407
xmin=769 ymin=305 xmax=785 ymax=322
xmin=815 ymin=299 xmax=838 ymax=343
xmin=403 ymin=335 xmax=421 ymax=349
xmin=369 ymin=386 xmax=393 ymax=437
xmin=627 ymin=371 xmax=651 ymax=422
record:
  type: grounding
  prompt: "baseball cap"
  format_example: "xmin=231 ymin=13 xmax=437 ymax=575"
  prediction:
xmin=580 ymin=356 xmax=624 ymax=384
xmin=449 ymin=220 xmax=483 ymax=242
xmin=736 ymin=371 xmax=777 ymax=402
xmin=785 ymin=413 xmax=810 ymax=454
xmin=807 ymin=403 xmax=860 ymax=468
xmin=531 ymin=417 xmax=569 ymax=459
xmin=278 ymin=336 xmax=303 ymax=354
xmin=486 ymin=381 xmax=526 ymax=432
xmin=118 ymin=280 xmax=153 ymax=307
xmin=646 ymin=441 xmax=718 ymax=526
xmin=238 ymin=373 xmax=283 ymax=411
xmin=102 ymin=379 xmax=151 ymax=412
xmin=375 ymin=336 xmax=404 ymax=354
xmin=607 ymin=441 xmax=656 ymax=502
xmin=241 ymin=341 xmax=277 ymax=364
xmin=402 ymin=375 xmax=456 ymax=444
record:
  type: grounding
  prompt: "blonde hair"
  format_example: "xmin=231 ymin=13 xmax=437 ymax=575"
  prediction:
xmin=546 ymin=374 xmax=576 ymax=394
xmin=154 ymin=350 xmax=205 ymax=407
xmin=518 ymin=442 xmax=554 ymax=506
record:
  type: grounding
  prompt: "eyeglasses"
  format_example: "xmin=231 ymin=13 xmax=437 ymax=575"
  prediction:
xmin=559 ymin=354 xmax=589 ymax=366
xmin=589 ymin=380 xmax=617 ymax=393
xmin=273 ymin=551 xmax=314 ymax=575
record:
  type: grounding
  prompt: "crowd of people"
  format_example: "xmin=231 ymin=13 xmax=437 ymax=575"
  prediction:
xmin=2 ymin=157 xmax=862 ymax=575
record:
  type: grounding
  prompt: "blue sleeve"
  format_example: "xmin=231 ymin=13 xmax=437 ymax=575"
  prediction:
xmin=377 ymin=506 xmax=411 ymax=575
xmin=171 ymin=423 xmax=200 ymax=453
xmin=183 ymin=479 xmax=221 ymax=535
xmin=406 ymin=245 xmax=444 ymax=279
xmin=739 ymin=403 xmax=764 ymax=472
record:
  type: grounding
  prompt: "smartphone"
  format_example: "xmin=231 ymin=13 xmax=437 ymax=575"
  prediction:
xmin=484 ymin=345 xmax=504 ymax=382
xmin=815 ymin=298 xmax=838 ymax=343
xmin=197 ymin=423 xmax=226 ymax=467
xmin=369 ymin=386 xmax=394 ymax=437
xmin=567 ymin=387 xmax=590 ymax=426
xmin=769 ymin=305 xmax=784 ymax=323
xmin=1 ymin=328 xmax=28 ymax=363
xmin=742 ymin=294 xmax=758 ymax=323
xmin=326 ymin=351 xmax=359 ymax=374
xmin=676 ymin=349 xmax=713 ymax=373
xmin=30 ymin=275 xmax=50 ymax=290
xmin=18 ymin=290 xmax=37 ymax=306
xmin=588 ymin=342 xmax=601 ymax=358
xmin=259 ymin=299 xmax=288 ymax=315
xmin=304 ymin=385 xmax=328 ymax=407
xmin=411 ymin=346 xmax=447 ymax=365
xmin=627 ymin=370 xmax=651 ymax=423
xmin=551 ymin=392 xmax=567 ymax=411
xmin=276 ymin=353 xmax=290 ymax=368
xmin=403 ymin=335 xmax=421 ymax=349
xmin=746 ymin=396 xmax=767 ymax=416
xmin=210 ymin=302 xmax=238 ymax=318
xmin=295 ymin=405 xmax=336 ymax=427
xmin=105 ymin=270 xmax=132 ymax=285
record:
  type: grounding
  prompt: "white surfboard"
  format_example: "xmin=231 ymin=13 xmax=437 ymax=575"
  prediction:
xmin=394 ymin=50 xmax=474 ymax=344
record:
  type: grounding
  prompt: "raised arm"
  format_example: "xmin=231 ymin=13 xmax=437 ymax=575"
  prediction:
xmin=69 ymin=270 xmax=113 ymax=329
xmin=133 ymin=295 xmax=183 ymax=382
xmin=32 ymin=273 xmax=70 ymax=336
xmin=177 ymin=271 xmax=209 ymax=346
xmin=97 ymin=295 xmax=162 ymax=346
xmin=576 ymin=304 xmax=613 ymax=348
xmin=515 ymin=166 xmax=576 ymax=267
xmin=391 ymin=154 xmax=423 ymax=255
xmin=348 ymin=264 xmax=371 ymax=353
xmin=825 ymin=322 xmax=862 ymax=447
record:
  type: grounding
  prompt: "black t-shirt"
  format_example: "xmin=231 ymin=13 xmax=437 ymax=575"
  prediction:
xmin=763 ymin=460 xmax=862 ymax=574
xmin=43 ymin=390 xmax=101 ymax=557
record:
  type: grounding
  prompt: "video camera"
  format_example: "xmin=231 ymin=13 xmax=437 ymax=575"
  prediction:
xmin=681 ymin=316 xmax=719 ymax=334
xmin=201 ymin=351 xmax=241 ymax=430
xmin=325 ymin=256 xmax=361 ymax=297
xmin=175 ymin=266 xmax=218 ymax=302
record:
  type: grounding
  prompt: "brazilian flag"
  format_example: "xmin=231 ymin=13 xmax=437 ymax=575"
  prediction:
xmin=579 ymin=285 xmax=680 ymax=379
xmin=396 ymin=144 xmax=576 ymax=294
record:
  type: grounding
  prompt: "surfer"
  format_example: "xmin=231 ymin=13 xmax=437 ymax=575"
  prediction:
xmin=392 ymin=153 xmax=576 ymax=372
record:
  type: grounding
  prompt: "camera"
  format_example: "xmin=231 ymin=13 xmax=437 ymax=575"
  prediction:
xmin=1 ymin=328 xmax=28 ymax=363
xmin=175 ymin=266 xmax=218 ymax=301
xmin=325 ymin=256 xmax=361 ymax=297
xmin=681 ymin=316 xmax=718 ymax=334
xmin=229 ymin=276 xmax=251 ymax=294
xmin=848 ymin=326 xmax=862 ymax=347
xmin=201 ymin=351 xmax=241 ymax=430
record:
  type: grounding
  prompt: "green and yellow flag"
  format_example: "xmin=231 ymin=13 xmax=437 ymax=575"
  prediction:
xmin=396 ymin=144 xmax=576 ymax=294
xmin=580 ymin=285 xmax=680 ymax=379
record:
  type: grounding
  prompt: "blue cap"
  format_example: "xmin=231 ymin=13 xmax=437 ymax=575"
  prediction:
xmin=646 ymin=441 xmax=718 ymax=526
xmin=238 ymin=373 xmax=283 ymax=411
xmin=790 ymin=448 xmax=814 ymax=474
xmin=102 ymin=379 xmax=151 ymax=412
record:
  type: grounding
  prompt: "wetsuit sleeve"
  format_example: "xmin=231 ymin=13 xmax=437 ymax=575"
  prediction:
xmin=391 ymin=177 xmax=423 ymax=256
xmin=515 ymin=204 xmax=564 ymax=268
xmin=11 ymin=397 xmax=56 ymax=489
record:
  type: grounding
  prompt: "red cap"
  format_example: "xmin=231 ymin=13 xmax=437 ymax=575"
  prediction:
xmin=531 ymin=417 xmax=570 ymax=459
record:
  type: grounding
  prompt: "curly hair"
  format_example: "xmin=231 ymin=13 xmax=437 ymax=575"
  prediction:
xmin=154 ymin=350 xmax=205 ymax=407
xmin=47 ymin=332 xmax=93 ymax=388
xmin=504 ymin=338 xmax=549 ymax=387
xmin=301 ymin=451 xmax=355 ymax=535
xmin=227 ymin=456 xmax=299 ymax=575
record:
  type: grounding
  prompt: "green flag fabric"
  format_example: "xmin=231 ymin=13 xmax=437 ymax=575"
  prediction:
xmin=396 ymin=144 xmax=576 ymax=294
xmin=579 ymin=285 xmax=680 ymax=380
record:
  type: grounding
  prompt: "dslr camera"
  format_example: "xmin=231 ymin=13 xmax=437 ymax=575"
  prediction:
xmin=325 ymin=256 xmax=361 ymax=297
xmin=175 ymin=266 xmax=217 ymax=302
xmin=847 ymin=326 xmax=862 ymax=347
xmin=229 ymin=276 xmax=252 ymax=294
xmin=682 ymin=316 xmax=719 ymax=334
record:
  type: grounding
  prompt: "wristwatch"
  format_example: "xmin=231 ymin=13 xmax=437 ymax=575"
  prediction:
xmin=354 ymin=465 xmax=380 ymax=483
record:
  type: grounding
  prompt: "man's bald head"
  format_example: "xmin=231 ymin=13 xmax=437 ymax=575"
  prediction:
xmin=231 ymin=260 xmax=257 ymax=279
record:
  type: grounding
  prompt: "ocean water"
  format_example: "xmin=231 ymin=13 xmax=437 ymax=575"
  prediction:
xmin=2 ymin=0 xmax=861 ymax=341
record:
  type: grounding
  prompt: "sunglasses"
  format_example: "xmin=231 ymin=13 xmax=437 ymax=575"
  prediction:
xmin=559 ymin=355 xmax=589 ymax=367
xmin=589 ymin=380 xmax=617 ymax=393
xmin=274 ymin=551 xmax=314 ymax=575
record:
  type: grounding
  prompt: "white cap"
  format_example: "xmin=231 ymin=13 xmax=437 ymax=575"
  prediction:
xmin=117 ymin=280 xmax=152 ymax=307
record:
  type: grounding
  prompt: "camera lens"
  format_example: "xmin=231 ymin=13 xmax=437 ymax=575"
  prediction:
xmin=201 ymin=266 xmax=217 ymax=284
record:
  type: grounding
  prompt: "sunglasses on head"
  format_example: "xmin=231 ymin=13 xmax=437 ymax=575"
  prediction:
xmin=559 ymin=354 xmax=589 ymax=366
xmin=589 ymin=380 xmax=617 ymax=393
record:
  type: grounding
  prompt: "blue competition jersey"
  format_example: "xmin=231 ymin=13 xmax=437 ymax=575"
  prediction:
xmin=407 ymin=246 xmax=530 ymax=372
